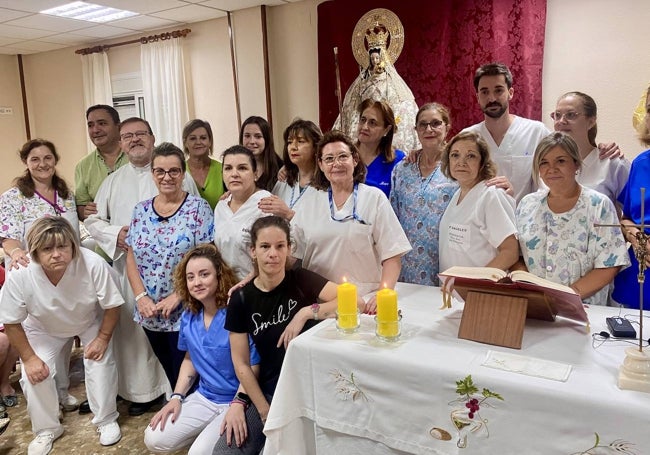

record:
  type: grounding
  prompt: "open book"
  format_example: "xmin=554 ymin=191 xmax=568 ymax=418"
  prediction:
xmin=439 ymin=266 xmax=589 ymax=325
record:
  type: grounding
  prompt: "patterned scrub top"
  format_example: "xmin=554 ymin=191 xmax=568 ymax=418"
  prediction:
xmin=516 ymin=186 xmax=629 ymax=306
xmin=390 ymin=160 xmax=458 ymax=285
xmin=126 ymin=194 xmax=214 ymax=331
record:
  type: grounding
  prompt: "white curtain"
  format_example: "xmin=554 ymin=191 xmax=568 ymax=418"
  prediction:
xmin=81 ymin=51 xmax=113 ymax=150
xmin=140 ymin=38 xmax=189 ymax=147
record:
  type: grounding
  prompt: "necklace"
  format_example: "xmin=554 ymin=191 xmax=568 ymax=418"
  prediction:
xmin=415 ymin=153 xmax=441 ymax=205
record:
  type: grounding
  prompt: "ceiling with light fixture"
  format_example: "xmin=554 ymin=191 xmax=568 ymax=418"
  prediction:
xmin=0 ymin=0 xmax=301 ymax=55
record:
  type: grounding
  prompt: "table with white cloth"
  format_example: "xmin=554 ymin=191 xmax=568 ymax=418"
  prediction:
xmin=263 ymin=283 xmax=650 ymax=455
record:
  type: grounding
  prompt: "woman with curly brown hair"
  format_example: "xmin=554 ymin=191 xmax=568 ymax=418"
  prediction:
xmin=438 ymin=131 xmax=519 ymax=273
xmin=145 ymin=243 xmax=264 ymax=455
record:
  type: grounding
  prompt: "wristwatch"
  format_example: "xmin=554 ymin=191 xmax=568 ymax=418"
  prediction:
xmin=170 ymin=393 xmax=185 ymax=402
xmin=235 ymin=392 xmax=252 ymax=406
xmin=311 ymin=303 xmax=320 ymax=320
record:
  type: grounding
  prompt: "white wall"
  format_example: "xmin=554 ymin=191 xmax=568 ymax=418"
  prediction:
xmin=543 ymin=0 xmax=649 ymax=160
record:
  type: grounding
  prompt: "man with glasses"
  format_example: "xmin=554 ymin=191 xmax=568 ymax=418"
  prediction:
xmin=85 ymin=117 xmax=198 ymax=416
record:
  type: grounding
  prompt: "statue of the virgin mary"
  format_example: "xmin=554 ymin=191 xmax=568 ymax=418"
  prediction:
xmin=333 ymin=9 xmax=420 ymax=152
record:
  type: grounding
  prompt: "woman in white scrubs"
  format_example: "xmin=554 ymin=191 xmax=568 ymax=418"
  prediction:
xmin=0 ymin=217 xmax=123 ymax=453
xmin=291 ymin=130 xmax=411 ymax=310
xmin=438 ymin=131 xmax=519 ymax=273
xmin=214 ymin=146 xmax=271 ymax=281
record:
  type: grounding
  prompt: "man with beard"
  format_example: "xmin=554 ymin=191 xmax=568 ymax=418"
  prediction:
xmin=462 ymin=62 xmax=550 ymax=202
xmin=86 ymin=117 xmax=199 ymax=416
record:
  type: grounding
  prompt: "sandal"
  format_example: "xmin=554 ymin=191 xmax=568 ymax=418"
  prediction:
xmin=2 ymin=395 xmax=17 ymax=407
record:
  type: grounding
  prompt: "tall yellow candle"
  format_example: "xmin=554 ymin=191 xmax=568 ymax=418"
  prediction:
xmin=337 ymin=281 xmax=358 ymax=330
xmin=376 ymin=288 xmax=398 ymax=322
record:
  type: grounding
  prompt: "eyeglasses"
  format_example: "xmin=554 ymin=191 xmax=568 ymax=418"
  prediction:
xmin=550 ymin=111 xmax=581 ymax=122
xmin=152 ymin=167 xmax=183 ymax=178
xmin=358 ymin=117 xmax=382 ymax=128
xmin=120 ymin=131 xmax=151 ymax=141
xmin=416 ymin=120 xmax=445 ymax=131
xmin=321 ymin=153 xmax=353 ymax=166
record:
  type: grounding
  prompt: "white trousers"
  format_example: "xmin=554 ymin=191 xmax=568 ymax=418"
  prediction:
xmin=20 ymin=318 xmax=119 ymax=435
xmin=144 ymin=391 xmax=229 ymax=454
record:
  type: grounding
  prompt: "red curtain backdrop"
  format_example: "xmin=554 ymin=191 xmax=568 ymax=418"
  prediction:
xmin=318 ymin=0 xmax=547 ymax=137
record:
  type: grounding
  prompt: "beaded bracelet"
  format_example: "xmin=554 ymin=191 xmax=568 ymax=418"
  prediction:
xmin=230 ymin=398 xmax=249 ymax=409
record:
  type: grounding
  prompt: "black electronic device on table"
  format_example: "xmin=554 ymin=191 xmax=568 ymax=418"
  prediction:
xmin=606 ymin=317 xmax=637 ymax=338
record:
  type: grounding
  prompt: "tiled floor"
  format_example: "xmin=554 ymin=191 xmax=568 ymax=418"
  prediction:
xmin=0 ymin=348 xmax=185 ymax=454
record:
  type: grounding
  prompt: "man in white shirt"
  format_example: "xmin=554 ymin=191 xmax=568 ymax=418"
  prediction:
xmin=462 ymin=62 xmax=550 ymax=202
xmin=464 ymin=62 xmax=623 ymax=202
xmin=85 ymin=117 xmax=198 ymax=416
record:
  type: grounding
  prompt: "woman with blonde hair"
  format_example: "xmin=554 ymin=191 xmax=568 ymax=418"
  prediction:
xmin=517 ymin=132 xmax=629 ymax=306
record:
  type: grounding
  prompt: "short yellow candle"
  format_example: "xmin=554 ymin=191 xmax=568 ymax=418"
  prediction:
xmin=376 ymin=288 xmax=398 ymax=322
xmin=337 ymin=282 xmax=358 ymax=330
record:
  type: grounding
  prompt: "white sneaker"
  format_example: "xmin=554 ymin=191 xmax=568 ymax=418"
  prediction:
xmin=28 ymin=427 xmax=64 ymax=455
xmin=98 ymin=421 xmax=121 ymax=446
xmin=59 ymin=394 xmax=79 ymax=412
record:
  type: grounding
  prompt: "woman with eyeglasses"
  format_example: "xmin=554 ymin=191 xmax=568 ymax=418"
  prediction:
xmin=258 ymin=119 xmax=322 ymax=221
xmin=291 ymin=130 xmax=411 ymax=310
xmin=183 ymin=119 xmax=224 ymax=210
xmin=355 ymin=99 xmax=405 ymax=197
xmin=551 ymin=92 xmax=630 ymax=205
xmin=214 ymin=146 xmax=271 ymax=282
xmin=239 ymin=116 xmax=283 ymax=193
xmin=516 ymin=132 xmax=629 ymax=306
xmin=126 ymin=142 xmax=214 ymax=388
xmin=390 ymin=103 xmax=459 ymax=285
xmin=438 ymin=131 xmax=519 ymax=274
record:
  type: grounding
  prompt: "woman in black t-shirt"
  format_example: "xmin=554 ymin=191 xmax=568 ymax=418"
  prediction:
xmin=225 ymin=216 xmax=358 ymax=425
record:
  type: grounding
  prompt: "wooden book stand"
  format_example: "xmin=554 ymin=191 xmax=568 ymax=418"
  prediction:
xmin=456 ymin=286 xmax=556 ymax=350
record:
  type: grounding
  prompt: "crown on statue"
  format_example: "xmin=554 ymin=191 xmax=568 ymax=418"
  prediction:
xmin=365 ymin=24 xmax=389 ymax=50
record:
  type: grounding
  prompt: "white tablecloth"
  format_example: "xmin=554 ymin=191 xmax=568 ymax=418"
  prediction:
xmin=264 ymin=283 xmax=650 ymax=455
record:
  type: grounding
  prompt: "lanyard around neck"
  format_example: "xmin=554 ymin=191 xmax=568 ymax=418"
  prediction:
xmin=328 ymin=183 xmax=369 ymax=225
xmin=35 ymin=190 xmax=63 ymax=215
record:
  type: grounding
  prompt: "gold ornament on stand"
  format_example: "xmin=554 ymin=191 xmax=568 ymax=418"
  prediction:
xmin=598 ymin=187 xmax=650 ymax=393
xmin=618 ymin=188 xmax=650 ymax=393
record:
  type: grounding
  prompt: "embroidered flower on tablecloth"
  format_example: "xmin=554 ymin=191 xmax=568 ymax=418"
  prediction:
xmin=330 ymin=369 xmax=369 ymax=402
xmin=570 ymin=433 xmax=638 ymax=454
xmin=430 ymin=375 xmax=503 ymax=449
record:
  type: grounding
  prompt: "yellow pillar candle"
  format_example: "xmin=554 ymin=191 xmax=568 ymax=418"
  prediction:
xmin=337 ymin=282 xmax=357 ymax=315
xmin=337 ymin=282 xmax=358 ymax=330
xmin=376 ymin=288 xmax=398 ymax=322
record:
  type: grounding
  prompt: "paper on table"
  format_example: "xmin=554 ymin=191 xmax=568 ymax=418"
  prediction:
xmin=482 ymin=350 xmax=572 ymax=382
